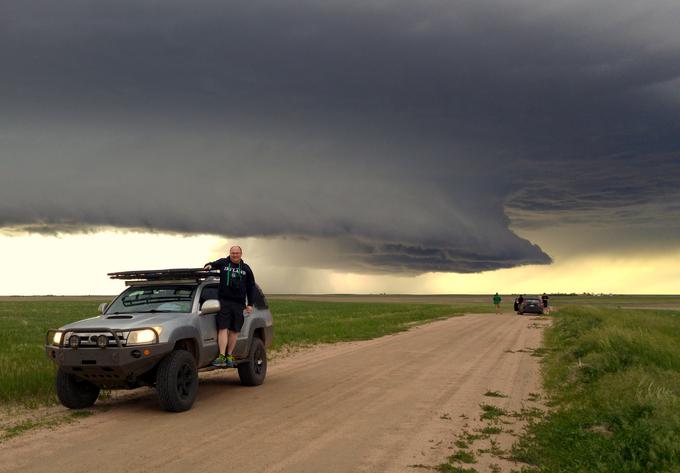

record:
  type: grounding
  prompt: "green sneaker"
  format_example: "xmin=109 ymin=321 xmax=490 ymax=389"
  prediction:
xmin=225 ymin=354 xmax=236 ymax=368
xmin=211 ymin=354 xmax=227 ymax=368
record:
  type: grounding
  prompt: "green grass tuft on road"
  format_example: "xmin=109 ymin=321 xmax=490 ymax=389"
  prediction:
xmin=513 ymin=306 xmax=680 ymax=472
xmin=0 ymin=299 xmax=482 ymax=407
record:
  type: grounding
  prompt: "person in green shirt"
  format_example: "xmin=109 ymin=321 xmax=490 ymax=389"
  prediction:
xmin=493 ymin=293 xmax=502 ymax=314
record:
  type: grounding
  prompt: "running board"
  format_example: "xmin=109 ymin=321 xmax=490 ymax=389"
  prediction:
xmin=199 ymin=363 xmax=243 ymax=372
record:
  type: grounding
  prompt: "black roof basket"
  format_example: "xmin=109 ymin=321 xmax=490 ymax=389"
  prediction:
xmin=108 ymin=268 xmax=219 ymax=282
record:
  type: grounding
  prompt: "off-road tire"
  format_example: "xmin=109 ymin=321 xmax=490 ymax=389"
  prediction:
xmin=156 ymin=350 xmax=198 ymax=412
xmin=56 ymin=368 xmax=100 ymax=409
xmin=237 ymin=337 xmax=267 ymax=386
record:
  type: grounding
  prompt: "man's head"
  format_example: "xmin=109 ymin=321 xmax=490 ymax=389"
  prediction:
xmin=228 ymin=246 xmax=243 ymax=264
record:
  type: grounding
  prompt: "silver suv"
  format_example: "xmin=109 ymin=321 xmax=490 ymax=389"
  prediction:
xmin=45 ymin=269 xmax=274 ymax=412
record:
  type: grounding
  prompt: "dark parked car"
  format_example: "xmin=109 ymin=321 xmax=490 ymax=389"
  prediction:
xmin=518 ymin=297 xmax=544 ymax=315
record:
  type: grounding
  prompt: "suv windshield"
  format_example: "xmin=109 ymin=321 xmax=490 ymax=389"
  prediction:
xmin=106 ymin=285 xmax=197 ymax=314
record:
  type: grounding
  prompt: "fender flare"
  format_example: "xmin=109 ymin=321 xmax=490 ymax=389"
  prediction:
xmin=246 ymin=318 xmax=267 ymax=349
xmin=167 ymin=326 xmax=201 ymax=349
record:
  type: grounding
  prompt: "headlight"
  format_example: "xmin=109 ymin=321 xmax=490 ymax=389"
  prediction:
xmin=52 ymin=331 xmax=63 ymax=346
xmin=127 ymin=328 xmax=161 ymax=345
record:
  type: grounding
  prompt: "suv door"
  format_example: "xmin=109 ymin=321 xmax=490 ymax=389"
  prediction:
xmin=197 ymin=284 xmax=219 ymax=364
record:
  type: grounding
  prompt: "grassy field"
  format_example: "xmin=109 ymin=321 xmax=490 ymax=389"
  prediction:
xmin=0 ymin=299 xmax=490 ymax=407
xmin=549 ymin=295 xmax=680 ymax=310
xmin=513 ymin=306 xmax=680 ymax=472
xmin=270 ymin=294 xmax=680 ymax=312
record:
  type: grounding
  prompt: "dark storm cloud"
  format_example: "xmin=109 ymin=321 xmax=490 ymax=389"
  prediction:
xmin=1 ymin=0 xmax=680 ymax=272
xmin=506 ymin=153 xmax=680 ymax=229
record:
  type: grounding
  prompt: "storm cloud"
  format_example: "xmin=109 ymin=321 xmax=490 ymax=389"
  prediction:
xmin=1 ymin=0 xmax=680 ymax=272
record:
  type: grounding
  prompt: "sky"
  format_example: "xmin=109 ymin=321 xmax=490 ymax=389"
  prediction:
xmin=1 ymin=0 xmax=680 ymax=294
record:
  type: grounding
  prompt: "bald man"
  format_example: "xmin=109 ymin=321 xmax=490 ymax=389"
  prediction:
xmin=204 ymin=246 xmax=256 ymax=368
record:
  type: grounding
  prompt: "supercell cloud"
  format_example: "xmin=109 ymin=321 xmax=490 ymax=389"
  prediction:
xmin=1 ymin=0 xmax=680 ymax=272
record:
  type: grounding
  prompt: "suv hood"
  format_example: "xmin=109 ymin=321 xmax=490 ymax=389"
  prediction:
xmin=59 ymin=312 xmax=190 ymax=331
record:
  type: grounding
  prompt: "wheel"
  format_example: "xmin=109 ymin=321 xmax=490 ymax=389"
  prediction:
xmin=156 ymin=350 xmax=198 ymax=412
xmin=519 ymin=311 xmax=524 ymax=315
xmin=56 ymin=368 xmax=100 ymax=409
xmin=237 ymin=337 xmax=267 ymax=386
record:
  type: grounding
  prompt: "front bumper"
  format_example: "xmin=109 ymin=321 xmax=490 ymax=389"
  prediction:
xmin=45 ymin=331 xmax=173 ymax=387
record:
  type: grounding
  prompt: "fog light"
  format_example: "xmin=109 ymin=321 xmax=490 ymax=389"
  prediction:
xmin=143 ymin=349 xmax=150 ymax=356
xmin=69 ymin=334 xmax=80 ymax=349
xmin=97 ymin=334 xmax=108 ymax=348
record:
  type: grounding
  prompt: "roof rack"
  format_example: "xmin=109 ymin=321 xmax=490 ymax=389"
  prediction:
xmin=108 ymin=268 xmax=219 ymax=283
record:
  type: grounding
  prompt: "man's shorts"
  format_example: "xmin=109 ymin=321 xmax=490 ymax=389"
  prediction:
xmin=216 ymin=300 xmax=245 ymax=332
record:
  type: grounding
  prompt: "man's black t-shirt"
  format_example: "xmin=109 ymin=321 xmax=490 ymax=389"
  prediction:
xmin=206 ymin=258 xmax=256 ymax=306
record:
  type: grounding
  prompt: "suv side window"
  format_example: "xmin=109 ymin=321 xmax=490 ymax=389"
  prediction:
xmin=253 ymin=284 xmax=269 ymax=310
xmin=199 ymin=285 xmax=219 ymax=305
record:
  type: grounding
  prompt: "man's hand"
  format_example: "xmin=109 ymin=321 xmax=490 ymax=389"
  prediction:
xmin=203 ymin=264 xmax=212 ymax=270
xmin=245 ymin=305 xmax=253 ymax=314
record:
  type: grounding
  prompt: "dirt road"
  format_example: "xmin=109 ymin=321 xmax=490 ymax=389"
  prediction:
xmin=0 ymin=314 xmax=547 ymax=472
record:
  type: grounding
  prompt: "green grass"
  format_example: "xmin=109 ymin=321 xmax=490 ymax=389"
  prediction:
xmin=455 ymin=439 xmax=470 ymax=449
xmin=480 ymin=404 xmax=508 ymax=421
xmin=268 ymin=300 xmax=484 ymax=350
xmin=0 ymin=299 xmax=475 ymax=406
xmin=479 ymin=426 xmax=502 ymax=435
xmin=2 ymin=410 xmax=93 ymax=440
xmin=477 ymin=438 xmax=505 ymax=456
xmin=513 ymin=306 xmax=680 ymax=472
xmin=548 ymin=295 xmax=680 ymax=310
xmin=437 ymin=466 xmax=478 ymax=473
xmin=435 ymin=450 xmax=480 ymax=473
xmin=448 ymin=450 xmax=476 ymax=464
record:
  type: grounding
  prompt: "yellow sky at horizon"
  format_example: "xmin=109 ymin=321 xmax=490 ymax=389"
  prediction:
xmin=0 ymin=229 xmax=677 ymax=295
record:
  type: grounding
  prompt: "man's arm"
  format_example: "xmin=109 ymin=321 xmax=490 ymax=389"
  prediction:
xmin=203 ymin=258 xmax=227 ymax=270
xmin=245 ymin=266 xmax=256 ymax=312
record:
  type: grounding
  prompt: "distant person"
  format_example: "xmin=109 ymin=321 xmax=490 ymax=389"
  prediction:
xmin=542 ymin=293 xmax=550 ymax=314
xmin=517 ymin=295 xmax=524 ymax=314
xmin=493 ymin=292 xmax=502 ymax=314
xmin=203 ymin=246 xmax=256 ymax=368
xmin=513 ymin=296 xmax=519 ymax=313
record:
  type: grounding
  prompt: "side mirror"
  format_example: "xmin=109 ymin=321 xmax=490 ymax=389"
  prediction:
xmin=98 ymin=302 xmax=108 ymax=314
xmin=200 ymin=299 xmax=221 ymax=315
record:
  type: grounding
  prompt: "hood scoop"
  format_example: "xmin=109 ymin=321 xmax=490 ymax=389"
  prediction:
xmin=106 ymin=315 xmax=134 ymax=319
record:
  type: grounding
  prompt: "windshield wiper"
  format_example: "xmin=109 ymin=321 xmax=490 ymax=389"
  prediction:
xmin=122 ymin=296 xmax=188 ymax=307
